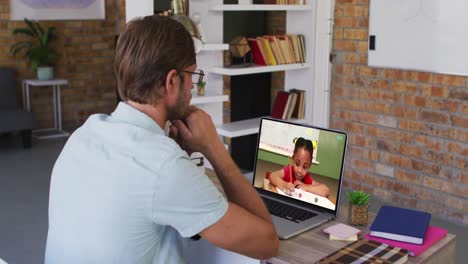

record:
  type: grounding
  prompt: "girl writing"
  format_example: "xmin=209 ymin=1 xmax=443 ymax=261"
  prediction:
xmin=269 ymin=137 xmax=330 ymax=197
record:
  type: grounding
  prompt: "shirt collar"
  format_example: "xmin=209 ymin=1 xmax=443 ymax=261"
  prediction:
xmin=110 ymin=102 xmax=165 ymax=135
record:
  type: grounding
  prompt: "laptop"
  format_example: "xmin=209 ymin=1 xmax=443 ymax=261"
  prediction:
xmin=252 ymin=117 xmax=347 ymax=239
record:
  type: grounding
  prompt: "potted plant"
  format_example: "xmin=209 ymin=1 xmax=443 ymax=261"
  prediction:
xmin=346 ymin=190 xmax=371 ymax=226
xmin=197 ymin=80 xmax=206 ymax=96
xmin=10 ymin=18 xmax=59 ymax=80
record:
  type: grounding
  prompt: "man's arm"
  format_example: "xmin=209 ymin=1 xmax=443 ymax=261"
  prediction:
xmin=170 ymin=108 xmax=279 ymax=259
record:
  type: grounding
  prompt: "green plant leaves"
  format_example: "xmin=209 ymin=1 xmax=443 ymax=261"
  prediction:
xmin=10 ymin=18 xmax=59 ymax=71
xmin=346 ymin=190 xmax=371 ymax=205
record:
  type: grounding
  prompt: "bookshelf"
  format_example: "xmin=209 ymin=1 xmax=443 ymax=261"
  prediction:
xmin=211 ymin=4 xmax=312 ymax=11
xmin=205 ymin=0 xmax=334 ymax=139
xmin=208 ymin=63 xmax=309 ymax=76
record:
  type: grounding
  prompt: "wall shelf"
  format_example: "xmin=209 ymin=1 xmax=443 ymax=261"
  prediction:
xmin=208 ymin=63 xmax=309 ymax=76
xmin=216 ymin=117 xmax=306 ymax=138
xmin=191 ymin=91 xmax=228 ymax=105
xmin=201 ymin=43 xmax=229 ymax=51
xmin=211 ymin=4 xmax=312 ymax=11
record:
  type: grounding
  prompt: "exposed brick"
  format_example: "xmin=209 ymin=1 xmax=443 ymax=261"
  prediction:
xmin=420 ymin=85 xmax=449 ymax=97
xmin=414 ymin=135 xmax=443 ymax=151
xmin=453 ymin=184 xmax=468 ymax=198
xmin=395 ymin=169 xmax=422 ymax=185
xmin=393 ymin=107 xmax=417 ymax=119
xmin=459 ymin=171 xmax=468 ymax=185
xmin=334 ymin=64 xmax=355 ymax=75
xmin=357 ymin=66 xmax=379 ymax=77
xmin=420 ymin=110 xmax=449 ymax=124
xmin=343 ymin=29 xmax=368 ymax=40
xmin=403 ymin=95 xmax=426 ymax=107
xmin=382 ymin=69 xmax=403 ymax=79
xmin=376 ymin=139 xmax=396 ymax=152
xmin=391 ymin=81 xmax=418 ymax=93
xmin=450 ymin=115 xmax=468 ymax=128
xmin=334 ymin=17 xmax=368 ymax=28
xmin=383 ymin=153 xmax=412 ymax=169
xmin=423 ymin=177 xmax=451 ymax=193
xmin=334 ymin=40 xmax=358 ymax=51
xmin=352 ymin=159 xmax=374 ymax=171
xmin=433 ymin=74 xmax=465 ymax=87
xmin=377 ymin=115 xmax=397 ymax=128
xmin=368 ymin=80 xmax=390 ymax=90
xmin=427 ymin=98 xmax=460 ymax=113
xmin=412 ymin=159 xmax=441 ymax=175
xmin=376 ymin=163 xmax=394 ymax=177
xmin=399 ymin=145 xmax=424 ymax=158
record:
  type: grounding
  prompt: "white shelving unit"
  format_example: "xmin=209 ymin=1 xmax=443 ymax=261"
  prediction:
xmin=208 ymin=1 xmax=334 ymax=139
xmin=200 ymin=43 xmax=229 ymax=51
xmin=216 ymin=117 xmax=306 ymax=137
xmin=191 ymin=90 xmax=228 ymax=105
xmin=211 ymin=4 xmax=312 ymax=11
xmin=208 ymin=63 xmax=310 ymax=76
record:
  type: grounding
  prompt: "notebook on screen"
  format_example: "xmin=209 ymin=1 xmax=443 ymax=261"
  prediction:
xmin=252 ymin=117 xmax=348 ymax=239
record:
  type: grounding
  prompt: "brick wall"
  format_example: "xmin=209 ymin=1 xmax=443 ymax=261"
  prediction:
xmin=0 ymin=0 xmax=126 ymax=130
xmin=331 ymin=0 xmax=467 ymax=225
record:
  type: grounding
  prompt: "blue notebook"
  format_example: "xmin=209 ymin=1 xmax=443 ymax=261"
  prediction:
xmin=370 ymin=206 xmax=431 ymax=245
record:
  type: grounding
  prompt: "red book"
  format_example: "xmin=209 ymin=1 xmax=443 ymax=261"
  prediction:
xmin=248 ymin=38 xmax=267 ymax=66
xmin=271 ymin=91 xmax=290 ymax=119
xmin=365 ymin=225 xmax=448 ymax=257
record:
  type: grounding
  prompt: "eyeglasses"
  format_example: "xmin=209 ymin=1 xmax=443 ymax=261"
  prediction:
xmin=182 ymin=69 xmax=205 ymax=85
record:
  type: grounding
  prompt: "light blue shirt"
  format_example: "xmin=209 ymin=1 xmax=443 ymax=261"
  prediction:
xmin=45 ymin=102 xmax=228 ymax=264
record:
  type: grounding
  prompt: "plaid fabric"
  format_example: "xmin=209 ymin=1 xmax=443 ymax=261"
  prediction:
xmin=318 ymin=239 xmax=408 ymax=264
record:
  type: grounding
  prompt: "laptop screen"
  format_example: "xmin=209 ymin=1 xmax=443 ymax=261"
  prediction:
xmin=252 ymin=118 xmax=347 ymax=213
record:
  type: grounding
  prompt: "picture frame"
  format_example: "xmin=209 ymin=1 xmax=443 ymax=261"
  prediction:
xmin=10 ymin=0 xmax=105 ymax=21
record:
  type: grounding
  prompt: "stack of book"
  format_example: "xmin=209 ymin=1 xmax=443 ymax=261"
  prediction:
xmin=248 ymin=34 xmax=305 ymax=66
xmin=366 ymin=206 xmax=448 ymax=257
xmin=318 ymin=239 xmax=408 ymax=264
xmin=271 ymin=89 xmax=305 ymax=120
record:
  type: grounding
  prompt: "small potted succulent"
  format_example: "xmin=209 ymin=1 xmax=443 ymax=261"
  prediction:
xmin=346 ymin=190 xmax=371 ymax=226
xmin=197 ymin=80 xmax=206 ymax=96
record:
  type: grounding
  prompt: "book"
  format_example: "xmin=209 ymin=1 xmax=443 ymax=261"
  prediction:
xmin=330 ymin=234 xmax=358 ymax=241
xmin=284 ymin=92 xmax=297 ymax=119
xmin=365 ymin=225 xmax=448 ymax=257
xmin=247 ymin=38 xmax=267 ymax=66
xmin=323 ymin=223 xmax=361 ymax=239
xmin=271 ymin=91 xmax=290 ymax=119
xmin=370 ymin=206 xmax=431 ymax=245
xmin=318 ymin=239 xmax=408 ymax=264
xmin=281 ymin=92 xmax=294 ymax=119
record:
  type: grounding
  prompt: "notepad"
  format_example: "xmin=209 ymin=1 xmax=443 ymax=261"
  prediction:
xmin=323 ymin=223 xmax=361 ymax=239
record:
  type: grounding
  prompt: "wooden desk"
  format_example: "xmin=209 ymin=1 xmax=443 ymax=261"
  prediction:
xmin=205 ymin=170 xmax=456 ymax=264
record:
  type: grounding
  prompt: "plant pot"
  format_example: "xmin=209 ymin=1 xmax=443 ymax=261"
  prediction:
xmin=197 ymin=85 xmax=205 ymax=96
xmin=37 ymin=66 xmax=54 ymax=80
xmin=348 ymin=203 xmax=368 ymax=226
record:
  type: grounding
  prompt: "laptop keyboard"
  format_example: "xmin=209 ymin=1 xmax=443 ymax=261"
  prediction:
xmin=262 ymin=197 xmax=317 ymax=223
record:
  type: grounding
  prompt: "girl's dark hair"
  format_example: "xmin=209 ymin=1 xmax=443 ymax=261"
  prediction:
xmin=293 ymin=137 xmax=313 ymax=160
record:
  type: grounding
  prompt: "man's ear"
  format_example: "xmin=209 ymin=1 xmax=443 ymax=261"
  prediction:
xmin=164 ymin=69 xmax=179 ymax=95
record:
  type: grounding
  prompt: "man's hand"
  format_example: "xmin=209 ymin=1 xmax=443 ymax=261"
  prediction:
xmin=169 ymin=106 xmax=221 ymax=156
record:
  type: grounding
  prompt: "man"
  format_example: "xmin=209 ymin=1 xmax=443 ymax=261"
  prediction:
xmin=45 ymin=15 xmax=278 ymax=263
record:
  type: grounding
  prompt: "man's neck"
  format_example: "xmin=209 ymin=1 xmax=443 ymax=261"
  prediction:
xmin=126 ymin=100 xmax=167 ymax=129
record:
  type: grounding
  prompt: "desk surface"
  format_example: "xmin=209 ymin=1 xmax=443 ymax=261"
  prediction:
xmin=205 ymin=169 xmax=456 ymax=264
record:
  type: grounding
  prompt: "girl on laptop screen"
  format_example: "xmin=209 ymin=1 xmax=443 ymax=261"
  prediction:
xmin=268 ymin=137 xmax=330 ymax=197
